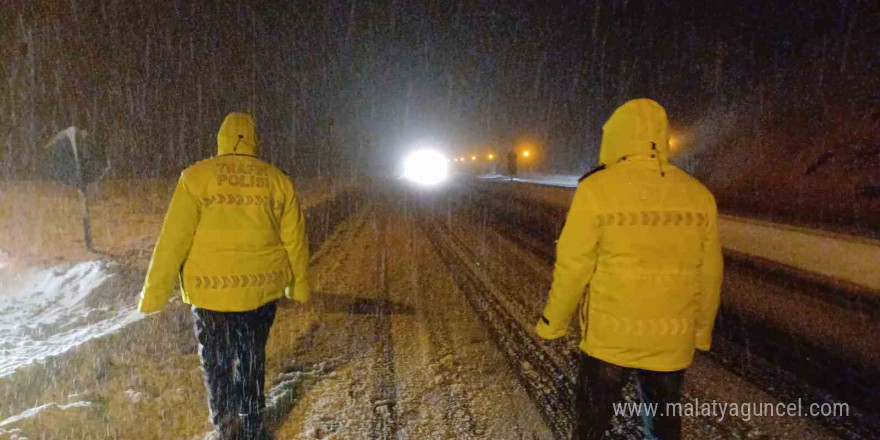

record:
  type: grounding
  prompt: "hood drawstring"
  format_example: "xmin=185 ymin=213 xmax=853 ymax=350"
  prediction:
xmin=232 ymin=134 xmax=243 ymax=153
xmin=651 ymin=142 xmax=665 ymax=177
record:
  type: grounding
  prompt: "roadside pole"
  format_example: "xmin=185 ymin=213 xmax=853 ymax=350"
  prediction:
xmin=45 ymin=126 xmax=104 ymax=252
xmin=68 ymin=128 xmax=94 ymax=251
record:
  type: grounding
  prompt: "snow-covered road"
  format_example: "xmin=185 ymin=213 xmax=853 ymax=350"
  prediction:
xmin=1 ymin=180 xmax=874 ymax=440
xmin=267 ymin=199 xmax=554 ymax=440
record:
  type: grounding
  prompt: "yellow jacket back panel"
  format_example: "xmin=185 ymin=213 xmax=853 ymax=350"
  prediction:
xmin=537 ymin=99 xmax=723 ymax=372
xmin=139 ymin=113 xmax=310 ymax=313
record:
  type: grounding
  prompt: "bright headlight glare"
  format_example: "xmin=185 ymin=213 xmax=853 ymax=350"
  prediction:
xmin=403 ymin=149 xmax=448 ymax=186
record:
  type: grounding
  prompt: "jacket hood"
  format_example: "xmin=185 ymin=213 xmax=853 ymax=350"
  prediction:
xmin=599 ymin=99 xmax=670 ymax=166
xmin=217 ymin=112 xmax=259 ymax=156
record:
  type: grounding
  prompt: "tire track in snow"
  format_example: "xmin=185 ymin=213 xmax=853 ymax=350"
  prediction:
xmin=423 ymin=311 xmax=481 ymax=438
xmin=368 ymin=209 xmax=399 ymax=440
xmin=417 ymin=210 xmax=577 ymax=440
xmin=451 ymin=219 xmax=581 ymax=377
xmin=407 ymin=226 xmax=481 ymax=439
xmin=295 ymin=204 xmax=401 ymax=439
xmin=287 ymin=206 xmax=389 ymax=439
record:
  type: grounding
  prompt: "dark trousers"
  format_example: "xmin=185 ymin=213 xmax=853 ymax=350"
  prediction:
xmin=574 ymin=353 xmax=685 ymax=440
xmin=192 ymin=301 xmax=277 ymax=439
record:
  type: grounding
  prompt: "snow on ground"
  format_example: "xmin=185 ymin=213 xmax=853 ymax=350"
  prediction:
xmin=268 ymin=203 xmax=554 ymax=440
xmin=0 ymin=401 xmax=93 ymax=429
xmin=479 ymin=173 xmax=880 ymax=291
xmin=720 ymin=215 xmax=880 ymax=290
xmin=0 ymin=178 xmax=363 ymax=440
xmin=480 ymin=172 xmax=581 ymax=188
xmin=0 ymin=181 xmax=863 ymax=439
xmin=0 ymin=258 xmax=143 ymax=377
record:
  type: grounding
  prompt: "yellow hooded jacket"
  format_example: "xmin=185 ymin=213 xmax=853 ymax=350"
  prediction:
xmin=536 ymin=99 xmax=723 ymax=371
xmin=138 ymin=113 xmax=310 ymax=313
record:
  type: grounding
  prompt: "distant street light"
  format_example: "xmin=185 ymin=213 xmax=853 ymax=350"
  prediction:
xmin=522 ymin=150 xmax=530 ymax=157
xmin=487 ymin=153 xmax=495 ymax=160
xmin=471 ymin=155 xmax=477 ymax=161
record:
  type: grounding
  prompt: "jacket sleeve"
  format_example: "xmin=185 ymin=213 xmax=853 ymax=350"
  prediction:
xmin=536 ymin=183 xmax=600 ymax=339
xmin=695 ymin=194 xmax=723 ymax=351
xmin=280 ymin=178 xmax=310 ymax=303
xmin=139 ymin=174 xmax=200 ymax=313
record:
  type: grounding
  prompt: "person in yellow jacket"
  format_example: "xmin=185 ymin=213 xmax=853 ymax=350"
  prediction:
xmin=536 ymin=99 xmax=723 ymax=440
xmin=139 ymin=112 xmax=310 ymax=440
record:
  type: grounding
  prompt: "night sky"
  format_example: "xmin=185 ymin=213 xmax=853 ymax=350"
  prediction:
xmin=1 ymin=0 xmax=877 ymax=178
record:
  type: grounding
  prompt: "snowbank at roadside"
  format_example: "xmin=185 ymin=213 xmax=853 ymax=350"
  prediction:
xmin=0 ymin=258 xmax=143 ymax=378
xmin=0 ymin=401 xmax=93 ymax=429
xmin=720 ymin=215 xmax=880 ymax=290
xmin=479 ymin=173 xmax=580 ymax=188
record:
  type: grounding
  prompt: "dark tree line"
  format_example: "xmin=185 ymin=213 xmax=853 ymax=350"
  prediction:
xmin=1 ymin=0 xmax=876 ymax=179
